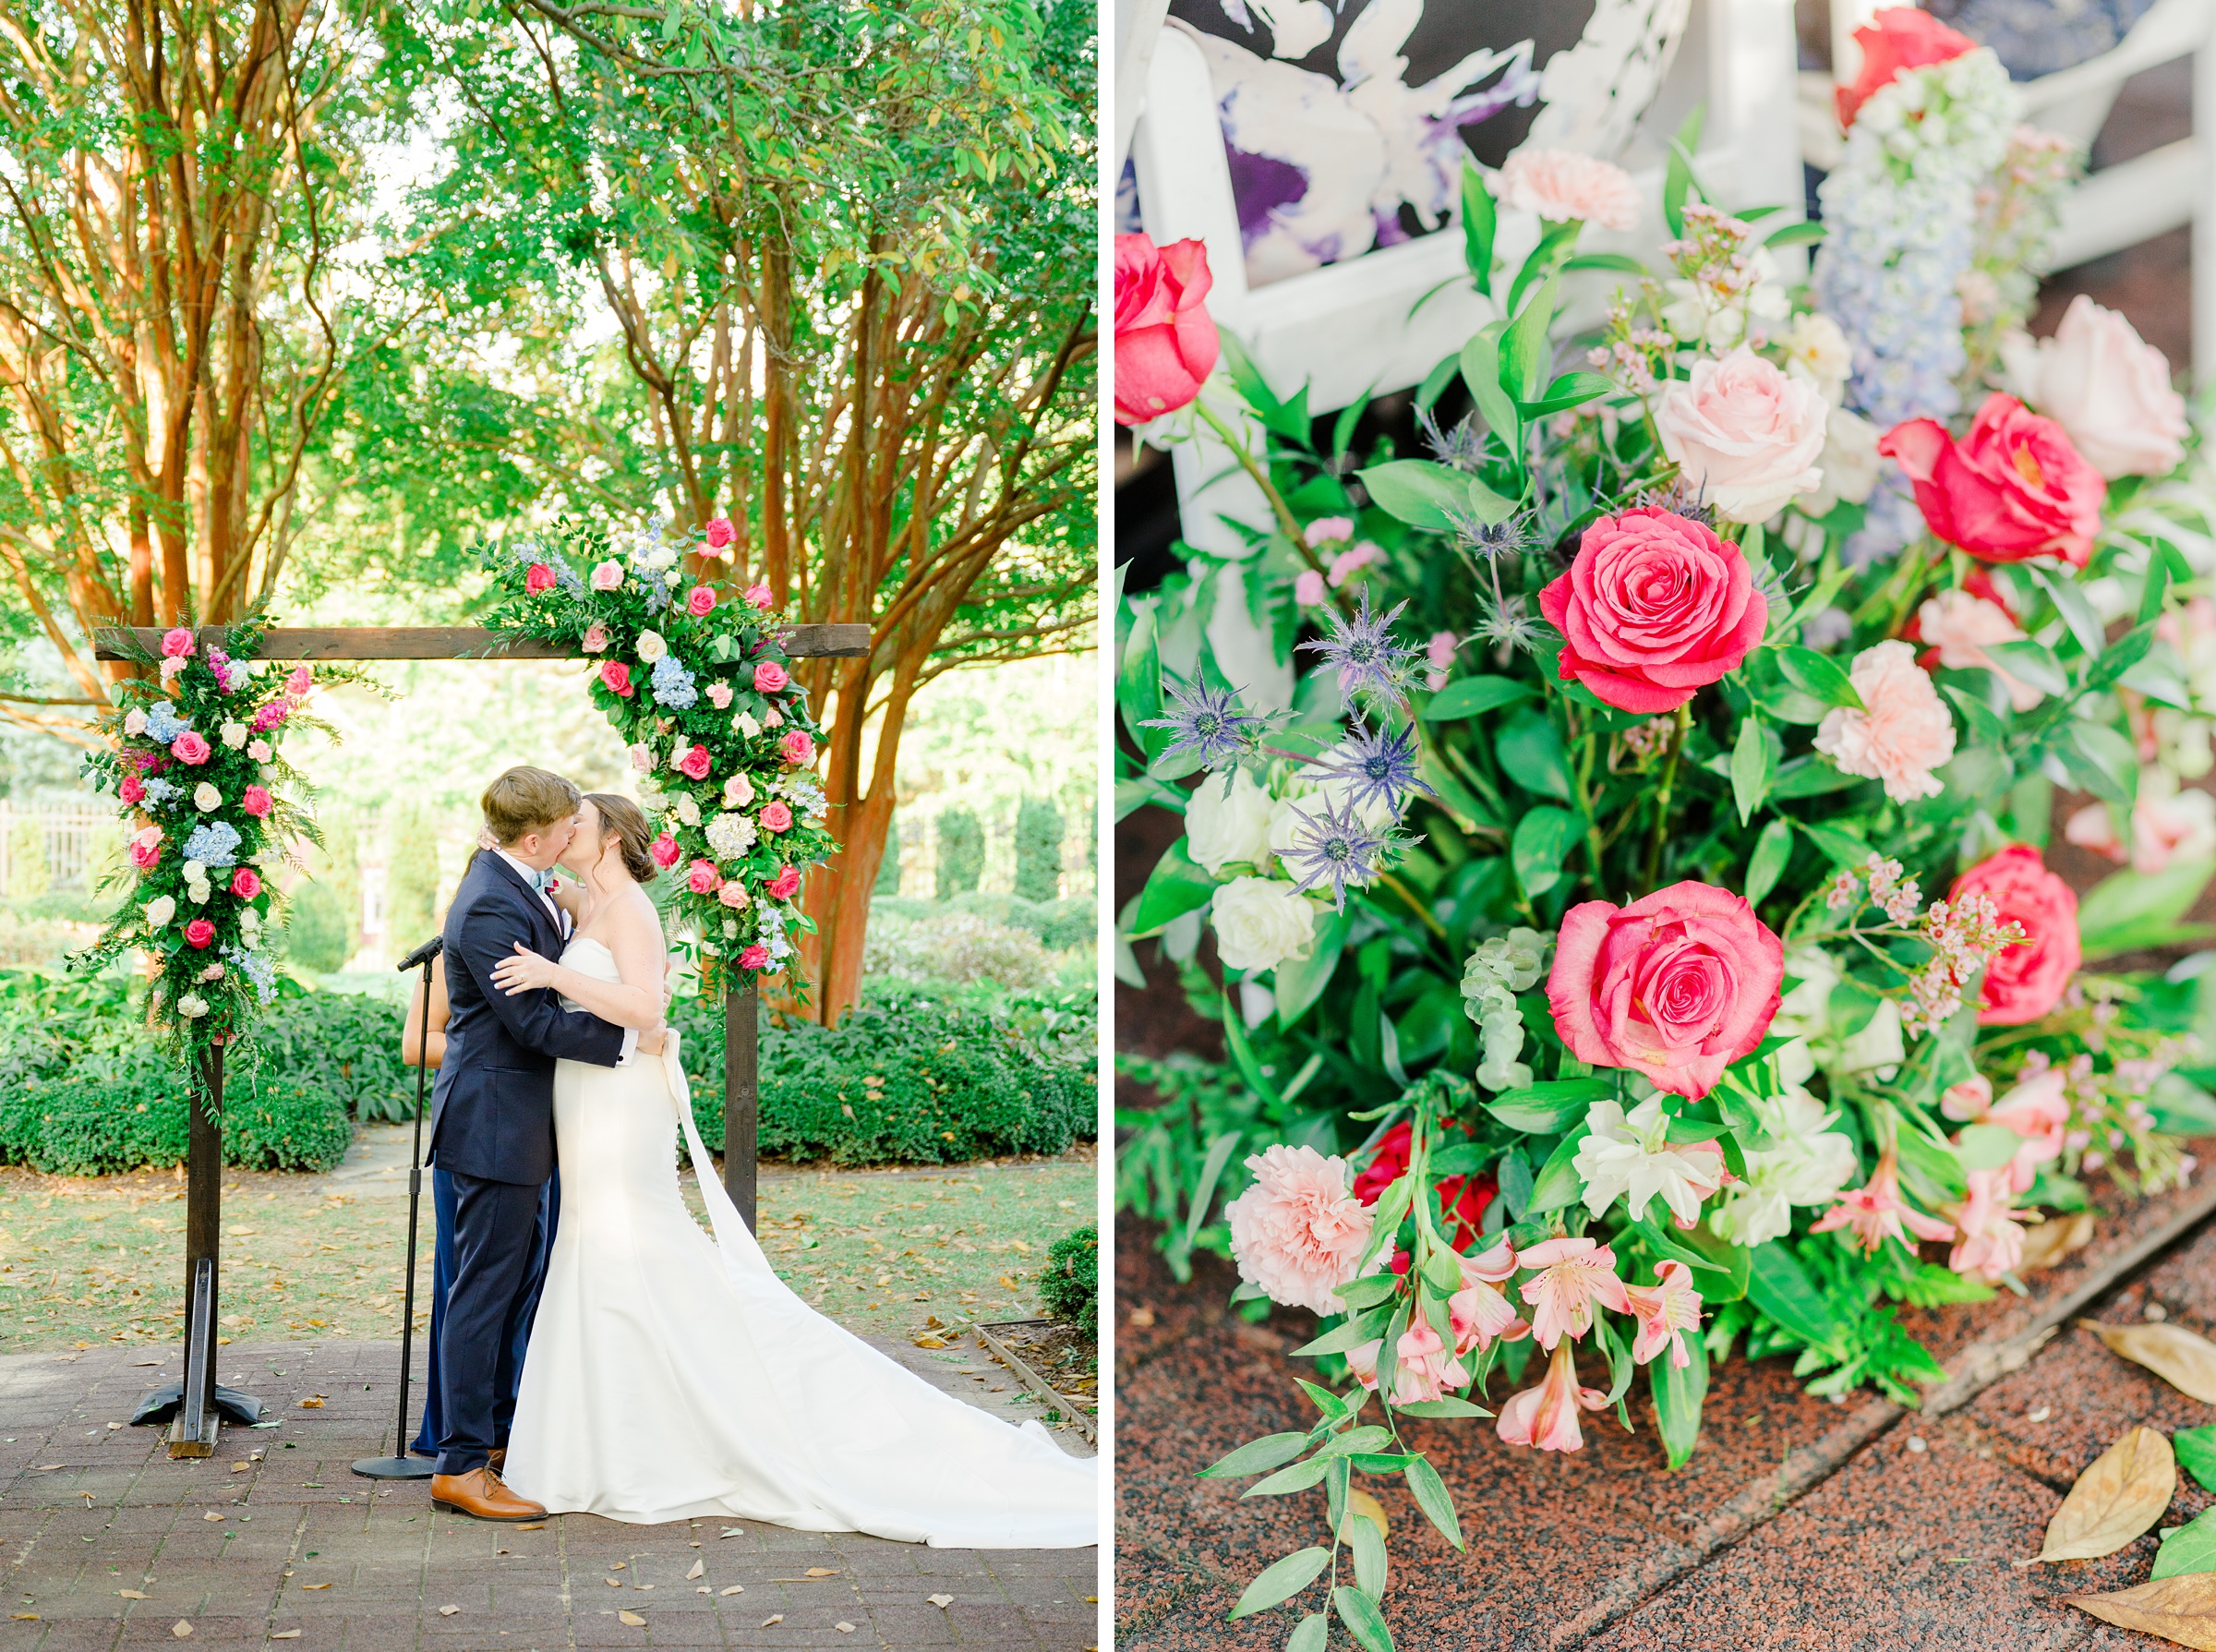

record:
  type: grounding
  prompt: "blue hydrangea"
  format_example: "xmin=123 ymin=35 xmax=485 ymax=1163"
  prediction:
xmin=651 ymin=653 xmax=698 ymax=709
xmin=143 ymin=701 xmax=190 ymax=742
xmin=182 ymin=821 xmax=242 ymax=868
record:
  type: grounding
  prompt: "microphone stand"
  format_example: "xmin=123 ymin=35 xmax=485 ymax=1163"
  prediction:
xmin=352 ymin=934 xmax=443 ymax=1480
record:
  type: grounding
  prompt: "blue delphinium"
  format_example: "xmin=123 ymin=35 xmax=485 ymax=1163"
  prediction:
xmin=1323 ymin=720 xmax=1436 ymax=818
xmin=143 ymin=702 xmax=191 ymax=742
xmin=1283 ymin=796 xmax=1395 ymax=912
xmin=181 ymin=821 xmax=242 ymax=868
xmin=141 ymin=778 xmax=180 ymax=808
xmin=224 ymin=945 xmax=277 ymax=1007
xmin=1139 ymin=675 xmax=1271 ymax=770
xmin=1297 ymin=593 xmax=1422 ymax=707
xmin=652 ymin=653 xmax=699 ymax=709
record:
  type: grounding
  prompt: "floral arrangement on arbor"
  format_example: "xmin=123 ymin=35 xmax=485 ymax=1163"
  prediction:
xmin=476 ymin=517 xmax=832 ymax=995
xmin=74 ymin=616 xmax=348 ymax=1074
xmin=1115 ymin=8 xmax=2216 ymax=1642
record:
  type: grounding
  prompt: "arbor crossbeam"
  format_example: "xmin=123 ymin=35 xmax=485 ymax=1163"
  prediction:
xmin=92 ymin=624 xmax=871 ymax=661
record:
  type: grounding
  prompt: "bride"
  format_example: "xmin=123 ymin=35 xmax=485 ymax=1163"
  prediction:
xmin=484 ymin=793 xmax=1096 ymax=1547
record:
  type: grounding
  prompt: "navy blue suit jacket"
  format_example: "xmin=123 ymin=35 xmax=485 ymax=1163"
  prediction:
xmin=428 ymin=850 xmax=627 ymax=1186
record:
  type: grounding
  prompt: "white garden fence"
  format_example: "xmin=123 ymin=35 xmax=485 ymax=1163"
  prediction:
xmin=0 ymin=804 xmax=115 ymax=896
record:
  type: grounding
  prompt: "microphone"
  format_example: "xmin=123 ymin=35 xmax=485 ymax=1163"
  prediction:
xmin=395 ymin=935 xmax=444 ymax=971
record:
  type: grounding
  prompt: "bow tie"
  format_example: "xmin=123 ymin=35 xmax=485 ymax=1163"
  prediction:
xmin=529 ymin=868 xmax=555 ymax=893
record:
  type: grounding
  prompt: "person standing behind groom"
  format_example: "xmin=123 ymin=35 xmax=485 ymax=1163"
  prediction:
xmin=426 ymin=766 xmax=657 ymax=1522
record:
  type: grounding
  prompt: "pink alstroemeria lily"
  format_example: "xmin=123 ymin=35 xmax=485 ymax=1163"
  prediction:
xmin=1809 ymin=1150 xmax=1955 ymax=1253
xmin=1947 ymin=1165 xmax=2038 ymax=1283
xmin=1346 ymin=1319 xmax=1469 ymax=1406
xmin=1448 ymin=1237 xmax=1530 ymax=1357
xmin=1517 ymin=1236 xmax=1631 ymax=1349
xmin=1621 ymin=1259 xmax=1704 ymax=1369
xmin=1495 ymin=1341 xmax=1611 ymax=1453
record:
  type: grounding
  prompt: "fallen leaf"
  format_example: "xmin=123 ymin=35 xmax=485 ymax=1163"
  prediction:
xmin=271 ymin=1633 xmax=301 ymax=1640
xmin=2160 ymin=1507 xmax=2216 ymax=1580
xmin=685 ymin=1561 xmax=704 ymax=1580
xmin=605 ymin=1578 xmax=622 ymax=1587
xmin=720 ymin=1586 xmax=745 ymax=1597
xmin=2066 ymin=1571 xmax=2216 ymax=1648
xmin=805 ymin=1567 xmax=839 ymax=1577
xmin=1342 ymin=1488 xmax=1391 ymax=1543
xmin=610 ymin=1562 xmax=626 ymax=1571
xmin=618 ymin=1610 xmax=645 ymax=1627
xmin=173 ymin=1622 xmax=193 ymax=1639
xmin=2019 ymin=1426 xmax=2176 ymax=1566
xmin=2084 ymin=1321 xmax=2216 ymax=1403
xmin=300 ymin=1584 xmax=331 ymax=1592
xmin=297 ymin=1399 xmax=322 ymax=1409
xmin=836 ymin=1622 xmax=855 ymax=1634
xmin=927 ymin=1595 xmax=954 ymax=1609
xmin=202 ymin=1512 xmax=225 ymax=1523
xmin=517 ymin=1523 xmax=545 ymax=1531
xmin=913 ymin=1335 xmax=948 ymax=1349
xmin=438 ymin=1605 xmax=459 ymax=1617
xmin=719 ymin=1525 xmax=743 ymax=1538
xmin=119 ymin=1590 xmax=148 ymax=1599
xmin=760 ymin=1616 xmax=783 ymax=1628
xmin=231 ymin=1464 xmax=250 ymax=1474
xmin=9 ymin=1615 xmax=37 ymax=1622
xmin=2017 ymin=1210 xmax=2096 ymax=1272
xmin=30 ymin=1465 xmax=59 ymax=1472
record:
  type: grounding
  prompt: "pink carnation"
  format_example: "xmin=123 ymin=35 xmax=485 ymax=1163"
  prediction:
xmin=738 ymin=943 xmax=772 ymax=971
xmin=706 ymin=681 xmax=733 ymax=709
xmin=779 ymin=730 xmax=815 ymax=767
xmin=241 ymin=785 xmax=272 ymax=819
xmin=1222 ymin=1144 xmax=1373 ymax=1315
xmin=1497 ymin=147 xmax=1641 ymax=232
xmin=753 ymin=660 xmax=789 ymax=694
xmin=759 ymin=801 xmax=792 ymax=834
xmin=687 ymin=858 xmax=721 ymax=895
xmin=172 ymin=731 xmax=212 ymax=766
xmin=765 ymin=864 xmax=801 ymax=901
xmin=1813 ymin=641 xmax=1957 ymax=803
xmin=160 ymin=627 xmax=196 ymax=659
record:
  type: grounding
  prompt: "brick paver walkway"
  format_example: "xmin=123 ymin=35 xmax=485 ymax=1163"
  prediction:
xmin=0 ymin=1340 xmax=1099 ymax=1651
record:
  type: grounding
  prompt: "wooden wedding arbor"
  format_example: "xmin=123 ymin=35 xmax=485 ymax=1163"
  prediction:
xmin=96 ymin=621 xmax=871 ymax=1457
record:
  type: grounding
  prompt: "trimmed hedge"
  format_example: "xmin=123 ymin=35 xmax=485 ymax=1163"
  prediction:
xmin=1039 ymin=1223 xmax=1097 ymax=1334
xmin=1 ymin=1073 xmax=352 ymax=1176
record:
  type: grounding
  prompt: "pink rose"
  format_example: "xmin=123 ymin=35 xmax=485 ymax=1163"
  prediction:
xmin=686 ymin=585 xmax=717 ymax=617
xmin=752 ymin=661 xmax=789 ymax=694
xmin=241 ymin=785 xmax=272 ymax=819
xmin=525 ymin=562 xmax=556 ymax=595
xmin=1949 ymin=845 xmax=2079 ymax=1025
xmin=706 ymin=681 xmax=733 ymax=709
xmin=717 ymin=881 xmax=750 ymax=908
xmin=1497 ymin=147 xmax=1641 ymax=232
xmin=650 ymin=832 xmax=682 ymax=869
xmin=1880 ymin=393 xmax=2106 ymax=568
xmin=1656 ymin=349 xmax=1828 ymax=524
xmin=744 ymin=584 xmax=774 ymax=610
xmin=172 ymin=731 xmax=212 ymax=766
xmin=759 ymin=801 xmax=792 ymax=834
xmin=738 ymin=943 xmax=771 ymax=971
xmin=229 ymin=867 xmax=261 ymax=898
xmin=119 ymin=773 xmax=146 ymax=805
xmin=2001 ymin=295 xmax=2188 ymax=479
xmin=1812 ymin=641 xmax=1957 ymax=803
xmin=629 ymin=743 xmax=654 ymax=773
xmin=1548 ymin=880 xmax=1785 ymax=1099
xmin=1222 ymin=1144 xmax=1372 ymax=1314
xmin=1537 ymin=507 xmax=1767 ymax=714
xmin=581 ymin=621 xmax=609 ymax=654
xmin=765 ymin=864 xmax=801 ymax=900
xmin=1114 ymin=234 xmax=1220 ymax=426
xmin=590 ymin=560 xmax=623 ymax=590
xmin=184 ymin=918 xmax=215 ymax=949
xmin=677 ymin=744 xmax=712 ymax=781
xmin=687 ymin=858 xmax=721 ymax=895
xmin=285 ymin=666 xmax=313 ymax=695
xmin=160 ymin=627 xmax=196 ymax=659
xmin=1835 ymin=6 xmax=1976 ymax=128
xmin=599 ymin=660 xmax=634 ymax=698
xmin=128 ymin=829 xmax=163 ymax=870
xmin=705 ymin=517 xmax=735 ymax=549
xmin=251 ymin=701 xmax=289 ymax=732
xmin=778 ymin=730 xmax=814 ymax=767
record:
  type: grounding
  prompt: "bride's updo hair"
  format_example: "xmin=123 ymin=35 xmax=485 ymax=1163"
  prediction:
xmin=586 ymin=793 xmax=659 ymax=884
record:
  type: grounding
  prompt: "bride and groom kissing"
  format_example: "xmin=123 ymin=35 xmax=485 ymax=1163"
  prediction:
xmin=419 ymin=765 xmax=1095 ymax=1544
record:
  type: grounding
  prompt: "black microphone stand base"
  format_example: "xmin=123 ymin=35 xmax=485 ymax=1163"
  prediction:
xmin=351 ymin=1453 xmax=436 ymax=1480
xmin=130 ymin=1382 xmax=263 ymax=1429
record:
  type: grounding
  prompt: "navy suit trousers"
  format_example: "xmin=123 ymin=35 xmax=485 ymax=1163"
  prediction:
xmin=412 ymin=1167 xmax=558 ymax=1458
xmin=434 ymin=1171 xmax=556 ymax=1477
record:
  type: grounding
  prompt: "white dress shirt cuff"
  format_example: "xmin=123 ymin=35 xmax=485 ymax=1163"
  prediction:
xmin=617 ymin=1026 xmax=639 ymax=1067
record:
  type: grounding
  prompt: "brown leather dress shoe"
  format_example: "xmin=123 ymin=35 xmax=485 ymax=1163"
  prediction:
xmin=429 ymin=1466 xmax=545 ymax=1523
xmin=488 ymin=1448 xmax=506 ymax=1472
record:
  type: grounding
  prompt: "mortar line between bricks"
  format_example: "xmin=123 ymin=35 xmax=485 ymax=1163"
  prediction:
xmin=1548 ymin=1174 xmax=2216 ymax=1649
xmin=555 ymin=1493 xmax=578 ymax=1651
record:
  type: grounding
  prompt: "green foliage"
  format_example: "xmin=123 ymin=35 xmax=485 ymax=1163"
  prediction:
xmin=873 ymin=818 xmax=904 ymax=896
xmin=7 ymin=816 xmax=48 ymax=901
xmin=1038 ymin=1223 xmax=1098 ymax=1334
xmin=283 ymin=879 xmax=352 ymax=974
xmin=384 ymin=802 xmax=443 ymax=957
xmin=1014 ymin=796 xmax=1064 ymax=902
xmin=253 ymin=990 xmax=419 ymax=1125
xmin=936 ymin=808 xmax=984 ymax=900
xmin=0 ymin=1069 xmax=350 ymax=1177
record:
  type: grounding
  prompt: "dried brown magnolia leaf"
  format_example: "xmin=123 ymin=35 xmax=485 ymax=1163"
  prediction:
xmin=804 ymin=1567 xmax=839 ymax=1578
xmin=2019 ymin=1426 xmax=2176 ymax=1567
xmin=685 ymin=1561 xmax=704 ymax=1580
xmin=721 ymin=1586 xmax=745 ymax=1597
xmin=438 ymin=1606 xmax=459 ymax=1617
xmin=270 ymin=1633 xmax=301 ymax=1640
xmin=118 ymin=1591 xmax=147 ymax=1600
xmin=836 ymin=1623 xmax=856 ymax=1634
xmin=927 ymin=1595 xmax=954 ymax=1609
xmin=760 ymin=1615 xmax=784 ymax=1628
xmin=604 ymin=1578 xmax=623 ymax=1587
xmin=1341 ymin=1489 xmax=1391 ymax=1543
xmin=2066 ymin=1572 xmax=2216 ymax=1649
xmin=618 ymin=1610 xmax=646 ymax=1627
xmin=2084 ymin=1321 xmax=2216 ymax=1404
xmin=172 ymin=1622 xmax=193 ymax=1639
xmin=2018 ymin=1211 xmax=2097 ymax=1272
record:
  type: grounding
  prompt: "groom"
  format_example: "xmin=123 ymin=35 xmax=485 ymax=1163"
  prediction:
xmin=425 ymin=766 xmax=656 ymax=1521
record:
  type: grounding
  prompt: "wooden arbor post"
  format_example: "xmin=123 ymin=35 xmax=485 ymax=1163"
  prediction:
xmin=97 ymin=622 xmax=867 ymax=1454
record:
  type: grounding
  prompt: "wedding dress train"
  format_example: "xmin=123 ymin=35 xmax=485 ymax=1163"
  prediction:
xmin=501 ymin=939 xmax=1097 ymax=1546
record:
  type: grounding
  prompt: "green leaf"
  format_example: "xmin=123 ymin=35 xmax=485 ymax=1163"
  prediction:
xmin=1527 ymin=1127 xmax=1592 ymax=1215
xmin=1345 ymin=1511 xmax=1388 ymax=1598
xmin=1487 ymin=1077 xmax=1609 ymax=1134
xmin=1764 ymin=219 xmax=1825 ymax=247
xmin=1129 ymin=840 xmax=1219 ymax=936
xmin=1276 ymin=903 xmax=1354 ymax=1030
xmin=1518 ymin=370 xmax=1617 ymax=418
xmin=1745 ymin=1241 xmax=1839 ymax=1353
xmin=2027 ymin=561 xmax=2107 ymax=659
xmin=1394 ymin=1396 xmax=1493 ymax=1419
xmin=2153 ymin=1506 xmax=2216 ymax=1579
xmin=1422 ymin=675 xmax=1532 ymax=721
xmin=1631 ymin=1216 xmax=1728 ymax=1275
xmin=2150 ymin=1075 xmax=2216 ymax=1140
xmin=1460 ymin=159 xmax=1496 ymax=295
xmin=1674 ymin=1219 xmax=1749 ymax=1302
xmin=1293 ymin=1308 xmax=1392 ymax=1359
xmin=1730 ymin=717 xmax=1771 ymax=826
xmin=1649 ymin=1325 xmax=1708 ymax=1469
xmin=1499 ymin=1145 xmax=1535 ymax=1221
xmin=1661 ymin=107 xmax=1704 ymax=237
xmin=1496 ymin=712 xmax=1572 ymax=801
xmin=1118 ymin=601 xmax=1168 ymax=758
xmin=2078 ymin=859 xmax=2216 ymax=959
xmin=1358 ymin=460 xmax=1477 ymax=534
xmin=1199 ymin=1432 xmax=1312 ymax=1479
xmin=1775 ymin=645 xmax=1862 ymax=709
xmin=1185 ymin=1130 xmax=1245 ymax=1253
xmin=1984 ymin=639 xmax=2067 ymax=698
xmin=1333 ymin=1585 xmax=1397 ymax=1652
xmin=1511 ymin=805 xmax=1584 ymax=898
xmin=1334 ymin=1272 xmax=1402 ymax=1312
xmin=1289 ymin=1614 xmax=1329 ymax=1652
xmin=2174 ymin=1425 xmax=2216 ymax=1491
xmin=1246 ymin=1457 xmax=1333 ymax=1497
xmin=1954 ymin=1122 xmax=2025 ymax=1172
xmin=1415 ymin=351 xmax=1460 ymax=413
xmin=2063 ymin=720 xmax=2139 ymax=808
xmin=1228 ymin=1548 xmax=1332 ymax=1620
xmin=1313 ymin=1426 xmax=1395 ymax=1459
xmin=1799 ymin=822 xmax=1870 ymax=867
xmin=1403 ymin=1453 xmax=1465 ymax=1551
xmin=1222 ymin=987 xmax=1283 ymax=1105
xmin=1561 ymin=251 xmax=1648 ymax=274
xmin=1745 ymin=818 xmax=1794 ymax=908
xmin=1767 ymin=758 xmax=1862 ymax=799
xmin=1502 ymin=274 xmax=1560 ymax=405
xmin=1458 ymin=325 xmax=1522 ymax=452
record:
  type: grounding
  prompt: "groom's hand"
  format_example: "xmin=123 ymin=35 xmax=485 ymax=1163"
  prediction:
xmin=637 ymin=1023 xmax=668 ymax=1057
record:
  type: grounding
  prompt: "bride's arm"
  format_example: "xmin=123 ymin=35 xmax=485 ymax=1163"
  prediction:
xmin=488 ymin=922 xmax=665 ymax=1031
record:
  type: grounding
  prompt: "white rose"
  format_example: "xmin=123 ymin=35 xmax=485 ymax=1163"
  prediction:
xmin=675 ymin=792 xmax=701 ymax=827
xmin=220 ymin=721 xmax=248 ymax=750
xmin=182 ymin=859 xmax=207 ymax=881
xmin=176 ymin=994 xmax=209 ymax=1019
xmin=1210 ymin=877 xmax=1319 ymax=974
xmin=664 ymin=569 xmax=683 ymax=587
xmin=1186 ymin=768 xmax=1276 ymax=874
xmin=635 ymin=629 xmax=668 ymax=664
xmin=124 ymin=708 xmax=148 ymax=737
xmin=2001 ymin=295 xmax=2188 ymax=478
xmin=1656 ymin=348 xmax=1828 ymax=524
xmin=735 ymin=712 xmax=761 ymax=740
xmin=240 ymin=907 xmax=259 ymax=934
xmin=193 ymin=782 xmax=221 ymax=812
xmin=187 ymin=882 xmax=211 ymax=904
xmin=144 ymin=896 xmax=175 ymax=929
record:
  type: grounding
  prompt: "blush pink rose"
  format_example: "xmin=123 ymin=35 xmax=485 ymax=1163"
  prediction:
xmin=759 ymin=801 xmax=792 ymax=834
xmin=581 ymin=621 xmax=609 ymax=654
xmin=686 ymin=585 xmax=717 ymax=617
xmin=687 ymin=858 xmax=721 ymax=895
xmin=677 ymin=744 xmax=712 ymax=781
xmin=765 ymin=864 xmax=801 ymax=900
xmin=599 ymin=660 xmax=634 ymax=698
xmin=2002 ymin=295 xmax=2188 ymax=479
xmin=1496 ymin=147 xmax=1640 ymax=232
xmin=1114 ymin=233 xmax=1220 ymax=426
xmin=1222 ymin=1144 xmax=1373 ymax=1314
xmin=524 ymin=562 xmax=556 ymax=595
xmin=184 ymin=918 xmax=215 ymax=949
xmin=160 ymin=627 xmax=196 ymax=659
xmin=172 ymin=731 xmax=212 ymax=766
xmin=1835 ymin=6 xmax=1976 ymax=128
xmin=590 ymin=560 xmax=623 ymax=590
xmin=1538 ymin=507 xmax=1767 ymax=714
xmin=241 ymin=785 xmax=272 ymax=819
xmin=738 ymin=943 xmax=771 ymax=971
xmin=705 ymin=517 xmax=735 ymax=549
xmin=752 ymin=661 xmax=789 ymax=694
xmin=717 ymin=881 xmax=750 ymax=908
xmin=744 ymin=583 xmax=774 ymax=609
xmin=1548 ymin=880 xmax=1785 ymax=1099
xmin=778 ymin=730 xmax=814 ymax=767
xmin=1949 ymin=844 xmax=2079 ymax=1025
xmin=650 ymin=832 xmax=682 ymax=869
xmin=1655 ymin=348 xmax=1827 ymax=524
xmin=706 ymin=681 xmax=733 ymax=709
xmin=1880 ymin=392 xmax=2106 ymax=568
xmin=119 ymin=773 xmax=146 ymax=805
xmin=229 ymin=867 xmax=261 ymax=898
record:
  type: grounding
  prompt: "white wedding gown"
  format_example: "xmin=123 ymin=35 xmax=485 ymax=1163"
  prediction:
xmin=501 ymin=938 xmax=1097 ymax=1546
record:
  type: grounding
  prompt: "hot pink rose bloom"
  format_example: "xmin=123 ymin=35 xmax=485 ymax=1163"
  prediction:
xmin=650 ymin=833 xmax=682 ymax=869
xmin=753 ymin=661 xmax=789 ymax=694
xmin=779 ymin=730 xmax=814 ymax=767
xmin=241 ymin=785 xmax=272 ymax=819
xmin=1547 ymin=881 xmax=1784 ymax=1099
xmin=590 ymin=560 xmax=624 ymax=590
xmin=1656 ymin=348 xmax=1828 ymax=524
xmin=1949 ymin=1167 xmax=2033 ymax=1283
xmin=229 ymin=867 xmax=261 ymax=898
xmin=1537 ymin=508 xmax=1767 ymax=714
xmin=706 ymin=681 xmax=733 ymax=709
xmin=686 ymin=585 xmax=717 ymax=617
xmin=581 ymin=622 xmax=609 ymax=654
xmin=1222 ymin=1145 xmax=1373 ymax=1315
xmin=1949 ymin=844 xmax=2078 ymax=1025
xmin=599 ymin=660 xmax=634 ymax=698
xmin=1517 ymin=1236 xmax=1631 ymax=1350
xmin=2003 ymin=295 xmax=2188 ymax=479
xmin=705 ymin=517 xmax=735 ymax=549
xmin=765 ymin=864 xmax=801 ymax=901
xmin=1293 ymin=569 xmax=1328 ymax=608
xmin=745 ymin=583 xmax=774 ymax=610
xmin=1812 ymin=641 xmax=1957 ymax=802
xmin=1495 ymin=1342 xmax=1611 ymax=1454
xmin=119 ymin=773 xmax=146 ymax=805
xmin=1811 ymin=1150 xmax=1956 ymax=1253
xmin=171 ymin=731 xmax=212 ymax=766
xmin=1985 ymin=1067 xmax=2068 ymax=1194
xmin=1622 ymin=1260 xmax=1703 ymax=1369
xmin=1496 ymin=146 xmax=1641 ymax=231
xmin=128 ymin=828 xmax=163 ymax=870
xmin=687 ymin=859 xmax=721 ymax=895
xmin=677 ymin=744 xmax=712 ymax=781
xmin=1880 ymin=393 xmax=2106 ymax=568
xmin=184 ymin=918 xmax=215 ymax=949
xmin=251 ymin=701 xmax=289 ymax=732
xmin=160 ymin=627 xmax=196 ymax=659
xmin=1835 ymin=6 xmax=1976 ymax=127
xmin=1114 ymin=233 xmax=1220 ymax=426
xmin=525 ymin=562 xmax=556 ymax=595
xmin=759 ymin=801 xmax=792 ymax=834
xmin=717 ymin=881 xmax=750 ymax=909
xmin=738 ymin=943 xmax=771 ymax=971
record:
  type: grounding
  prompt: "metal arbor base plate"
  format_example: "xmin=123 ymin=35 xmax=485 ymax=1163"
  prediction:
xmin=131 ymin=1382 xmax=263 ymax=1428
xmin=351 ymin=1454 xmax=436 ymax=1480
